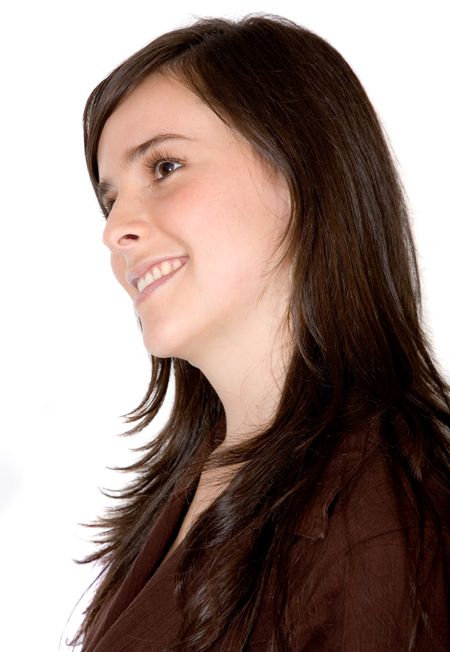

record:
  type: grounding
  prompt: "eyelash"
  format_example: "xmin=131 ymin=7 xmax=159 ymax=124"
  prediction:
xmin=144 ymin=148 xmax=184 ymax=180
xmin=101 ymin=148 xmax=184 ymax=217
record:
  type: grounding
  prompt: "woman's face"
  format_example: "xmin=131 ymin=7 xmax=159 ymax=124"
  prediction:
xmin=97 ymin=72 xmax=292 ymax=363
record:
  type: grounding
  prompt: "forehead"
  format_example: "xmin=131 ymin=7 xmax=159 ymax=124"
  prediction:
xmin=97 ymin=72 xmax=241 ymax=167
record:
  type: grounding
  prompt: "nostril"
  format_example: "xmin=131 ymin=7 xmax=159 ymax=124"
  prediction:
xmin=119 ymin=233 xmax=139 ymax=244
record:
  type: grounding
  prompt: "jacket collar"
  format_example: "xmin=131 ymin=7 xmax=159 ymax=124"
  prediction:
xmin=206 ymin=412 xmax=381 ymax=540
xmin=294 ymin=413 xmax=381 ymax=539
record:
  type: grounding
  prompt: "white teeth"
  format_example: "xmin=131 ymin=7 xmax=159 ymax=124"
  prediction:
xmin=152 ymin=266 xmax=162 ymax=281
xmin=161 ymin=260 xmax=172 ymax=275
xmin=137 ymin=274 xmax=152 ymax=293
xmin=136 ymin=258 xmax=184 ymax=293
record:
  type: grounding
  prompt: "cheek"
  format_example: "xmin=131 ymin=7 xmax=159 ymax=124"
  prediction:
xmin=168 ymin=175 xmax=252 ymax=244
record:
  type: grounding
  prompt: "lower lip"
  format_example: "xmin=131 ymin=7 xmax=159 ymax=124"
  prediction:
xmin=134 ymin=262 xmax=187 ymax=306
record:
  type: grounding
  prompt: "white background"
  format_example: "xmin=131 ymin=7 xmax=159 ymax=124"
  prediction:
xmin=1 ymin=1 xmax=449 ymax=650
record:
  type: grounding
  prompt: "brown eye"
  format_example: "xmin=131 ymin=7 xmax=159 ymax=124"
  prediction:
xmin=154 ymin=160 xmax=182 ymax=179
xmin=144 ymin=151 xmax=184 ymax=181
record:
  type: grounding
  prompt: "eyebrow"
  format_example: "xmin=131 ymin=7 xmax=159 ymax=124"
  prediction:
xmin=97 ymin=133 xmax=194 ymax=204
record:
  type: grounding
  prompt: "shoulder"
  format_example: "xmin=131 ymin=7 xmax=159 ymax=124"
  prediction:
xmin=295 ymin=413 xmax=449 ymax=541
xmin=288 ymin=415 xmax=450 ymax=651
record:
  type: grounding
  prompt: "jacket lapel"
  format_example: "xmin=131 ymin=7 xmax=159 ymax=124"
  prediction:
xmin=83 ymin=477 xmax=198 ymax=651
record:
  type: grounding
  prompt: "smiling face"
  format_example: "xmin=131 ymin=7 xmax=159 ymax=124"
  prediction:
xmin=97 ymin=72 xmax=292 ymax=366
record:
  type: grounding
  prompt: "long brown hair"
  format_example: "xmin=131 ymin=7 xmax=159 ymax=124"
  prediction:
xmin=72 ymin=13 xmax=450 ymax=650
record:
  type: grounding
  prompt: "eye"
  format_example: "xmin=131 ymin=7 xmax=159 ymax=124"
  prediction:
xmin=100 ymin=197 xmax=115 ymax=218
xmin=153 ymin=159 xmax=182 ymax=179
xmin=144 ymin=149 xmax=184 ymax=181
xmin=97 ymin=149 xmax=184 ymax=220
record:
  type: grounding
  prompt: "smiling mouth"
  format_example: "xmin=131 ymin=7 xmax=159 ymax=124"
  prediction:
xmin=136 ymin=258 xmax=184 ymax=293
xmin=134 ymin=259 xmax=187 ymax=305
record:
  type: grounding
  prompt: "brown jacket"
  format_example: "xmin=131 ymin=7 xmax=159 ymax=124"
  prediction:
xmin=82 ymin=419 xmax=449 ymax=651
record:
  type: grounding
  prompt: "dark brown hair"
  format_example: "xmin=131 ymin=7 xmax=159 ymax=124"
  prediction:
xmin=72 ymin=13 xmax=450 ymax=651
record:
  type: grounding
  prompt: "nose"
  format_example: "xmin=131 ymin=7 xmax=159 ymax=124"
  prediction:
xmin=102 ymin=196 xmax=150 ymax=253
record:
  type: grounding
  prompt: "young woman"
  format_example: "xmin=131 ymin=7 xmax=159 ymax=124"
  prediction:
xmin=72 ymin=13 xmax=450 ymax=652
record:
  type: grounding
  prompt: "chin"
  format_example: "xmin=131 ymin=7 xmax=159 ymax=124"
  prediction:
xmin=144 ymin=333 xmax=204 ymax=369
xmin=143 ymin=339 xmax=175 ymax=359
xmin=142 ymin=328 xmax=187 ymax=361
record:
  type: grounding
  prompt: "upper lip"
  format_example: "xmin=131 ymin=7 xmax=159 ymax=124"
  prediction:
xmin=125 ymin=255 xmax=189 ymax=290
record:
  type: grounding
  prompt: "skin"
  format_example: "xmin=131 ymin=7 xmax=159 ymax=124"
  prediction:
xmin=97 ymin=71 xmax=293 ymax=452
